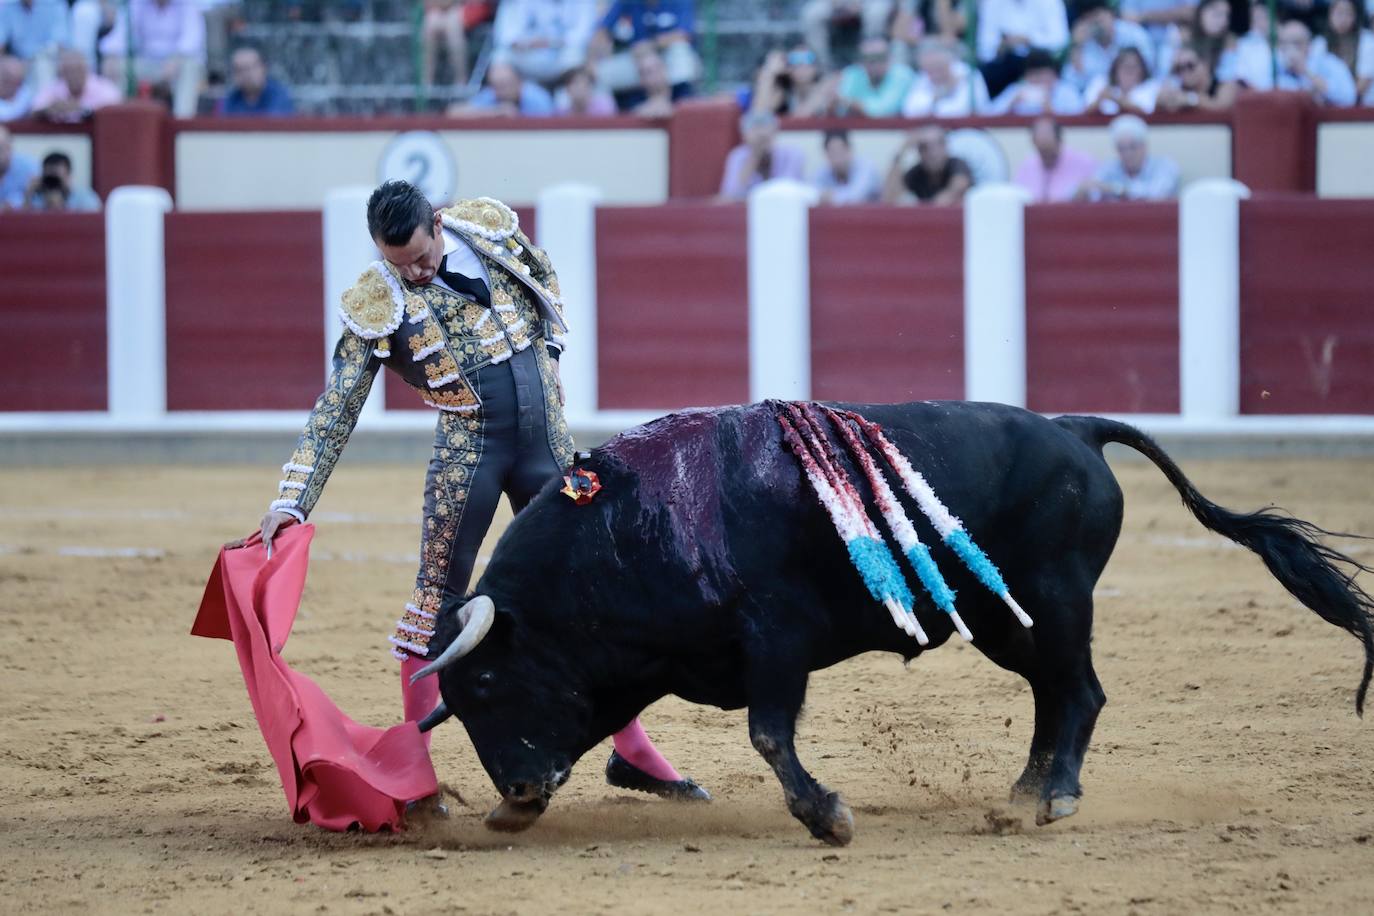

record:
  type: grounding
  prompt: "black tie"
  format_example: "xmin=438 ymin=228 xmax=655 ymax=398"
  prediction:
xmin=436 ymin=256 xmax=491 ymax=308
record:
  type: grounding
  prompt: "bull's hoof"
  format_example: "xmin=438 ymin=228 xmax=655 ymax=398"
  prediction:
xmin=1035 ymin=793 xmax=1079 ymax=826
xmin=605 ymin=751 xmax=712 ymax=802
xmin=483 ymin=798 xmax=546 ymax=833
xmin=1009 ymin=781 xmax=1043 ymax=804
xmin=803 ymin=792 xmax=854 ymax=847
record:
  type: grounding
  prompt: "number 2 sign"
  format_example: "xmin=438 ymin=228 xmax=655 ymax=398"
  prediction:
xmin=378 ymin=131 xmax=457 ymax=206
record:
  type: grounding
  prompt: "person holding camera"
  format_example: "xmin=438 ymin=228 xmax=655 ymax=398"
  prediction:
xmin=24 ymin=151 xmax=100 ymax=211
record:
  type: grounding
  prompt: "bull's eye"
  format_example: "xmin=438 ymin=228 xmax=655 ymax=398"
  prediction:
xmin=474 ymin=670 xmax=495 ymax=698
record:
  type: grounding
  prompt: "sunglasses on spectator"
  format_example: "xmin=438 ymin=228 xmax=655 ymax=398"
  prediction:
xmin=787 ymin=50 xmax=817 ymax=66
xmin=862 ymin=52 xmax=888 ymax=62
xmin=1172 ymin=59 xmax=1199 ymax=74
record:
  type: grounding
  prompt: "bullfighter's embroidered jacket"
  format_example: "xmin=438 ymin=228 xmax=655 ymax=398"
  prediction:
xmin=271 ymin=198 xmax=572 ymax=519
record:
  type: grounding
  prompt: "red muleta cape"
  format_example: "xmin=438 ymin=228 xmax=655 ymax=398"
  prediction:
xmin=191 ymin=524 xmax=438 ymax=831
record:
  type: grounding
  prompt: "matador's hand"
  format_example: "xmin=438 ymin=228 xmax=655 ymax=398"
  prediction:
xmin=224 ymin=511 xmax=298 ymax=552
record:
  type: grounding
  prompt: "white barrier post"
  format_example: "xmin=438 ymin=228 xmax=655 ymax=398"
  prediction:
xmin=748 ymin=179 xmax=817 ymax=402
xmin=322 ymin=186 xmax=384 ymax=420
xmin=1179 ymin=179 xmax=1249 ymax=423
xmin=536 ymin=183 xmax=601 ymax=427
xmin=106 ymin=186 xmax=173 ymax=422
xmin=963 ymin=183 xmax=1030 ymax=408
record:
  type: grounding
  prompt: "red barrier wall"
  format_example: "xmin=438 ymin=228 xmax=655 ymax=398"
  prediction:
xmin=595 ymin=205 xmax=749 ymax=409
xmin=0 ymin=214 xmax=107 ymax=411
xmin=384 ymin=207 xmax=537 ymax=411
xmin=164 ymin=212 xmax=325 ymax=410
xmin=1239 ymin=197 xmax=1374 ymax=415
xmin=809 ymin=207 xmax=964 ymax=403
xmin=1024 ymin=203 xmax=1180 ymax=414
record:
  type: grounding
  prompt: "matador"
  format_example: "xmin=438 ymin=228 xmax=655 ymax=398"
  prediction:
xmin=253 ymin=181 xmax=706 ymax=806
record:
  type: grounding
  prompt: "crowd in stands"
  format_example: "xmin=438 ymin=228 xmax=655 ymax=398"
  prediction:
xmin=716 ymin=108 xmax=1178 ymax=204
xmin=1 ymin=0 xmax=1373 ymax=211
xmin=1 ymin=0 xmax=1367 ymax=126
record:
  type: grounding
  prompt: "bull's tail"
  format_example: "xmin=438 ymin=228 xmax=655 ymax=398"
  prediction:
xmin=1058 ymin=415 xmax=1374 ymax=716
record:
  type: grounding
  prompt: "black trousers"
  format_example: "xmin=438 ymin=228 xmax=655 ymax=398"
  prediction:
xmin=390 ymin=346 xmax=568 ymax=658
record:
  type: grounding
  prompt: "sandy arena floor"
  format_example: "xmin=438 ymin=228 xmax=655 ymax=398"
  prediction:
xmin=2 ymin=454 xmax=1373 ymax=915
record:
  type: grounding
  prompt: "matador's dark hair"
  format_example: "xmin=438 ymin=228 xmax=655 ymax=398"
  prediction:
xmin=367 ymin=180 xmax=435 ymax=247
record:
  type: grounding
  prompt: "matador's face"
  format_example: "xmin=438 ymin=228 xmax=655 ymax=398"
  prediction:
xmin=376 ymin=211 xmax=446 ymax=286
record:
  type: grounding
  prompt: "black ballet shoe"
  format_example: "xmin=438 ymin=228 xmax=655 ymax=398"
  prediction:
xmin=605 ymin=750 xmax=712 ymax=802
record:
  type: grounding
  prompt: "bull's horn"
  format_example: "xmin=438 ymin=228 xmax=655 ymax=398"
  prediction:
xmin=417 ymin=701 xmax=452 ymax=733
xmin=408 ymin=595 xmax=496 ymax=684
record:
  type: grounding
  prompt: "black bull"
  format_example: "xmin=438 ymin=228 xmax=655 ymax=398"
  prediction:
xmin=415 ymin=400 xmax=1374 ymax=845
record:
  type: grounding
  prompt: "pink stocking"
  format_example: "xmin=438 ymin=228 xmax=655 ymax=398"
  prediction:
xmin=400 ymin=655 xmax=439 ymax=750
xmin=612 ymin=718 xmax=681 ymax=782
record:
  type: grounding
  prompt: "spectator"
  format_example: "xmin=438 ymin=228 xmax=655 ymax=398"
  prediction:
xmin=69 ymin=0 xmax=115 ymax=72
xmin=492 ymin=0 xmax=599 ymax=87
xmin=1234 ymin=0 xmax=1273 ymax=80
xmin=1274 ymin=0 xmax=1330 ymax=31
xmin=1312 ymin=0 xmax=1374 ymax=99
xmin=976 ymin=0 xmax=1070 ymax=97
xmin=1155 ymin=41 xmax=1239 ymax=109
xmin=25 ymin=150 xmax=99 ymax=210
xmin=802 ymin=0 xmax=894 ymax=71
xmin=813 ymin=129 xmax=881 ymax=204
xmin=422 ymin=0 xmax=468 ymax=86
xmin=1076 ymin=114 xmax=1180 ymax=200
xmin=1118 ymin=0 xmax=1199 ymax=52
xmin=591 ymin=1 xmax=700 ymax=94
xmin=31 ymin=47 xmax=121 ymax=122
xmin=1178 ymin=0 xmax=1241 ymax=81
xmin=622 ymin=46 xmax=669 ymax=116
xmin=554 ymin=65 xmax=616 ymax=115
xmin=1082 ymin=47 xmax=1160 ymax=114
xmin=748 ymin=45 xmax=839 ymax=117
xmin=218 ymin=46 xmax=292 ymax=116
xmin=197 ymin=0 xmax=241 ymax=82
xmin=882 ymin=125 xmax=972 ymax=206
xmin=838 ymin=36 xmax=916 ymax=116
xmin=99 ymin=0 xmax=206 ymax=118
xmin=0 ymin=124 xmax=38 ymax=208
xmin=1241 ymin=18 xmax=1358 ymax=104
xmin=901 ymin=38 xmax=991 ymax=116
xmin=987 ymin=48 xmax=1085 ymax=113
xmin=0 ymin=0 xmax=69 ymax=84
xmin=1062 ymin=0 xmax=1157 ymax=93
xmin=616 ymin=42 xmax=693 ymax=112
xmin=1013 ymin=115 xmax=1098 ymax=202
xmin=718 ymin=110 xmax=806 ymax=201
xmin=449 ymin=60 xmax=555 ymax=117
xmin=891 ymin=0 xmax=967 ymax=62
xmin=0 ymin=53 xmax=31 ymax=121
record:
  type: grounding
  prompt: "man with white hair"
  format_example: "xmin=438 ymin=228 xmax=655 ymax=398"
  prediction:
xmin=901 ymin=38 xmax=991 ymax=117
xmin=1075 ymin=114 xmax=1179 ymax=201
xmin=31 ymin=47 xmax=122 ymax=122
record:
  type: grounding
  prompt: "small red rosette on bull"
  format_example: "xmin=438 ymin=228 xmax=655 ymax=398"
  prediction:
xmin=561 ymin=468 xmax=602 ymax=505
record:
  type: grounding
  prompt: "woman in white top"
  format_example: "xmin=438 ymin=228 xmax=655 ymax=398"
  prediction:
xmin=900 ymin=39 xmax=991 ymax=117
xmin=1312 ymin=0 xmax=1374 ymax=100
xmin=1083 ymin=46 xmax=1160 ymax=114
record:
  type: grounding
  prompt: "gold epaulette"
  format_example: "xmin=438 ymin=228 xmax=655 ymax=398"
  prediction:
xmin=339 ymin=262 xmax=407 ymax=340
xmin=440 ymin=197 xmax=519 ymax=243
